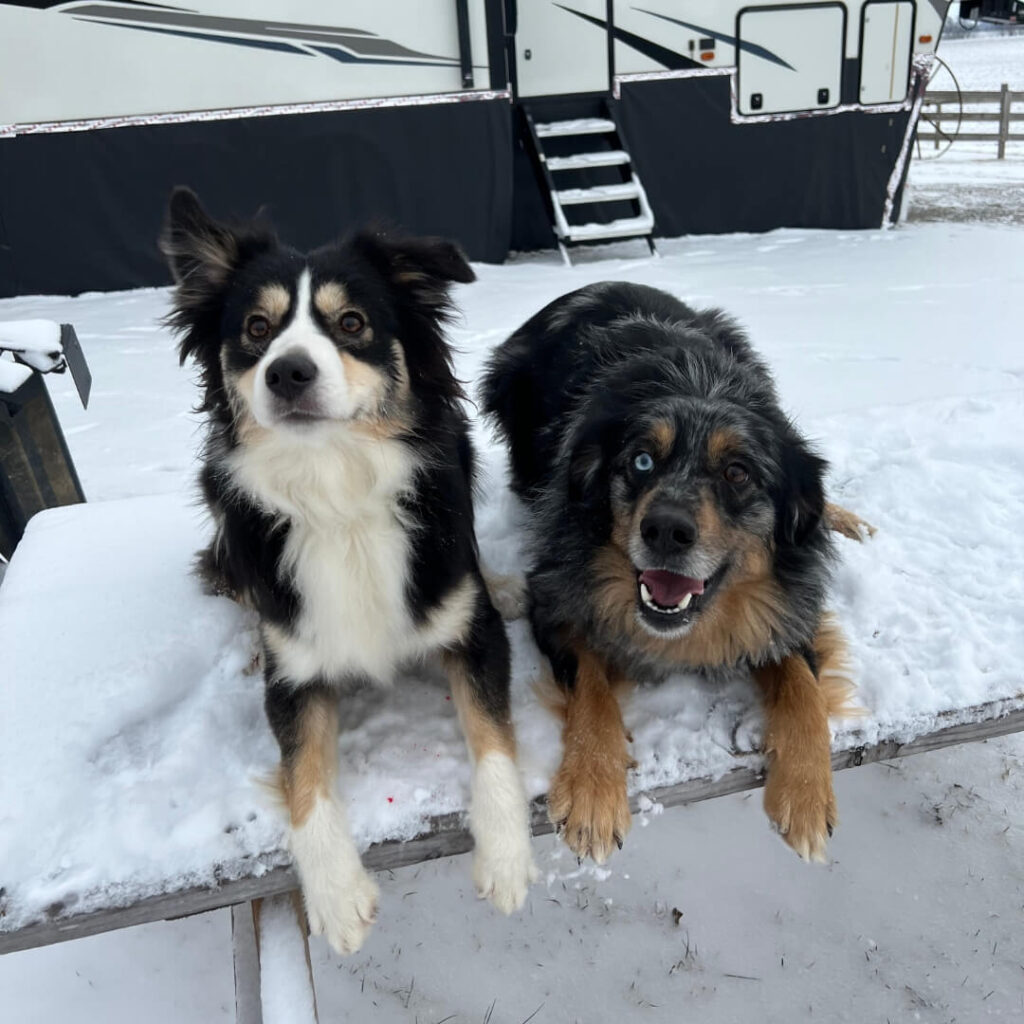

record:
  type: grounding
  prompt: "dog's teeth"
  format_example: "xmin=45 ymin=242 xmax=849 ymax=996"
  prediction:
xmin=639 ymin=580 xmax=694 ymax=615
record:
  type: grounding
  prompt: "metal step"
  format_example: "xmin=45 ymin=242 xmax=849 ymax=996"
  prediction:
xmin=556 ymin=181 xmax=642 ymax=206
xmin=534 ymin=117 xmax=616 ymax=138
xmin=546 ymin=150 xmax=631 ymax=171
xmin=564 ymin=213 xmax=656 ymax=242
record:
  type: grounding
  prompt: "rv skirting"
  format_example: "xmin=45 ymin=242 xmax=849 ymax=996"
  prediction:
xmin=0 ymin=95 xmax=514 ymax=298
xmin=0 ymin=78 xmax=917 ymax=297
xmin=509 ymin=78 xmax=914 ymax=253
xmin=616 ymin=75 xmax=913 ymax=240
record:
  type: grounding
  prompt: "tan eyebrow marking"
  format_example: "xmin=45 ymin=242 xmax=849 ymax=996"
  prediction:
xmin=255 ymin=283 xmax=290 ymax=321
xmin=648 ymin=419 xmax=676 ymax=459
xmin=313 ymin=281 xmax=349 ymax=318
xmin=708 ymin=428 xmax=742 ymax=464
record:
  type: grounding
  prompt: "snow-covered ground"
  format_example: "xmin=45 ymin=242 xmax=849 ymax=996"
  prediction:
xmin=3 ymin=33 xmax=1024 ymax=1024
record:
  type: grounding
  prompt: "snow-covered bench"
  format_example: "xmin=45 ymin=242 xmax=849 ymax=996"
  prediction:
xmin=2 ymin=492 xmax=1022 ymax=1022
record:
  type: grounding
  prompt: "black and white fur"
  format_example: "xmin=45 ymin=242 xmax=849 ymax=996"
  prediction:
xmin=161 ymin=188 xmax=535 ymax=955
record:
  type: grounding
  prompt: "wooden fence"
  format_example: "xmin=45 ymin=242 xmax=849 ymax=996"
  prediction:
xmin=918 ymin=83 xmax=1024 ymax=158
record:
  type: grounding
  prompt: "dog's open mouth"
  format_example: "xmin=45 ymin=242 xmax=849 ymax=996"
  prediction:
xmin=635 ymin=563 xmax=728 ymax=633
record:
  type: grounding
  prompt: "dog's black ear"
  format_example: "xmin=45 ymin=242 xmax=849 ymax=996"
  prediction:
xmin=160 ymin=188 xmax=275 ymax=374
xmin=775 ymin=438 xmax=827 ymax=546
xmin=354 ymin=231 xmax=475 ymax=310
xmin=160 ymin=187 xmax=240 ymax=290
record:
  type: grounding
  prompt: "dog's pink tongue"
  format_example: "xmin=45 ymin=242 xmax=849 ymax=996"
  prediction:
xmin=640 ymin=569 xmax=704 ymax=606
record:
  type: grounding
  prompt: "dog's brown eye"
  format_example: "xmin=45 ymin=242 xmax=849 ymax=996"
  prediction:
xmin=724 ymin=462 xmax=749 ymax=485
xmin=246 ymin=316 xmax=270 ymax=340
xmin=340 ymin=312 xmax=365 ymax=334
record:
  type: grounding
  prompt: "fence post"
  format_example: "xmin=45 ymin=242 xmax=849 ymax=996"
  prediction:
xmin=998 ymin=83 xmax=1010 ymax=160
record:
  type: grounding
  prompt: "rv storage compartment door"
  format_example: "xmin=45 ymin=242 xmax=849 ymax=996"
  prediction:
xmin=736 ymin=4 xmax=845 ymax=116
xmin=859 ymin=1 xmax=914 ymax=105
xmin=515 ymin=0 xmax=609 ymax=97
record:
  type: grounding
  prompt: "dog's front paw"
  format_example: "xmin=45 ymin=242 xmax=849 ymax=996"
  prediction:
xmin=473 ymin=835 xmax=538 ymax=913
xmin=469 ymin=752 xmax=537 ymax=913
xmin=763 ymin=759 xmax=837 ymax=864
xmin=548 ymin=747 xmax=632 ymax=864
xmin=303 ymin=863 xmax=379 ymax=956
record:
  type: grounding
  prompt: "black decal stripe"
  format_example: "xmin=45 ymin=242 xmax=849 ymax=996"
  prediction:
xmin=4 ymin=1 xmax=188 ymax=9
xmin=553 ymin=4 xmax=702 ymax=72
xmin=312 ymin=46 xmax=457 ymax=68
xmin=63 ymin=4 xmax=450 ymax=57
xmin=72 ymin=18 xmax=313 ymax=55
xmin=632 ymin=7 xmax=796 ymax=71
xmin=64 ymin=4 xmax=375 ymax=38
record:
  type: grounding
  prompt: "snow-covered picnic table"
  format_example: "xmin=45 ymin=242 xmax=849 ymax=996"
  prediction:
xmin=3 ymin=371 xmax=1023 ymax=956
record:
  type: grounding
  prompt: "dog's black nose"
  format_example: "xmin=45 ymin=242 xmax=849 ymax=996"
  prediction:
xmin=265 ymin=352 xmax=318 ymax=400
xmin=640 ymin=505 xmax=697 ymax=558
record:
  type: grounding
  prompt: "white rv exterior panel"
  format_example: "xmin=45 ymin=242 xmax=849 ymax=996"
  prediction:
xmin=515 ymin=0 xmax=608 ymax=98
xmin=0 ymin=0 xmax=492 ymax=127
xmin=612 ymin=1 xmax=737 ymax=75
xmin=859 ymin=1 xmax=914 ymax=104
xmin=736 ymin=4 xmax=845 ymax=116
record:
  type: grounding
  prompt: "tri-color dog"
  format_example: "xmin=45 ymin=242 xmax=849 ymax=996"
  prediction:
xmin=483 ymin=281 xmax=867 ymax=866
xmin=161 ymin=188 xmax=536 ymax=955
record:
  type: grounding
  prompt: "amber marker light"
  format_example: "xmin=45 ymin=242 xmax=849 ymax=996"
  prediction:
xmin=919 ymin=34 xmax=933 ymax=43
xmin=700 ymin=51 xmax=714 ymax=60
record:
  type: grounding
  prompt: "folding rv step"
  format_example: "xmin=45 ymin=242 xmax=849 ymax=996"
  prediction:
xmin=546 ymin=150 xmax=631 ymax=171
xmin=564 ymin=213 xmax=655 ymax=242
xmin=534 ymin=117 xmax=616 ymax=138
xmin=556 ymin=181 xmax=642 ymax=206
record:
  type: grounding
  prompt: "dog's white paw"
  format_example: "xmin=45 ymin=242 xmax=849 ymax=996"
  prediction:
xmin=290 ymin=797 xmax=379 ymax=956
xmin=482 ymin=568 xmax=528 ymax=621
xmin=469 ymin=752 xmax=536 ymax=913
xmin=303 ymin=863 xmax=379 ymax=956
xmin=473 ymin=838 xmax=538 ymax=913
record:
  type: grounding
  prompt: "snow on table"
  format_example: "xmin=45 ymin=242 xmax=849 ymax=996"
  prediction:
xmin=1 ymin=381 xmax=1022 ymax=939
xmin=0 ymin=357 xmax=33 ymax=394
xmin=0 ymin=319 xmax=64 ymax=373
xmin=1 ymin=222 xmax=1023 ymax=946
xmin=0 ymin=319 xmax=62 ymax=355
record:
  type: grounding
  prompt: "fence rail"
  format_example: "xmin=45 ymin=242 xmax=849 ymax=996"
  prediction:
xmin=918 ymin=83 xmax=1024 ymax=157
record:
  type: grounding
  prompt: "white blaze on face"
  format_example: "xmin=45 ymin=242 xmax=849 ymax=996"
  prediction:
xmin=251 ymin=269 xmax=374 ymax=428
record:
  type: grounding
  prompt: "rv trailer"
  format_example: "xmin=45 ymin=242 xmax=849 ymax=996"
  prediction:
xmin=0 ymin=1 xmax=950 ymax=295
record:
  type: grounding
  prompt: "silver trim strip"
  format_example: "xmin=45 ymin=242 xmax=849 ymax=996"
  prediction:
xmin=1 ymin=88 xmax=512 ymax=138
xmin=882 ymin=57 xmax=936 ymax=227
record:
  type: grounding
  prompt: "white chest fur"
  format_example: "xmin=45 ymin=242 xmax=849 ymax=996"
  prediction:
xmin=228 ymin=423 xmax=469 ymax=684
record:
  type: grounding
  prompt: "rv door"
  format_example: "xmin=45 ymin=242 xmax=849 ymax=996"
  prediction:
xmin=860 ymin=1 xmax=915 ymax=104
xmin=514 ymin=0 xmax=609 ymax=97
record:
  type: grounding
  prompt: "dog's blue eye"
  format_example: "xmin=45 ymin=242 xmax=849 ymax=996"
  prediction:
xmin=633 ymin=452 xmax=654 ymax=473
